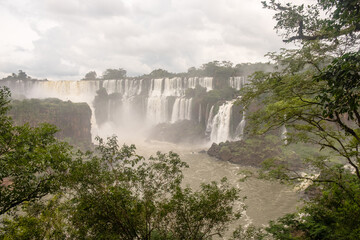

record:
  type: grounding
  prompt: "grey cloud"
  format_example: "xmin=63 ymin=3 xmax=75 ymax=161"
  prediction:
xmin=42 ymin=0 xmax=127 ymax=18
xmin=0 ymin=0 xmax=291 ymax=79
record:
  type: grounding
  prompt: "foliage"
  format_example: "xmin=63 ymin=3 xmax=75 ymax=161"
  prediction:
xmin=240 ymin=0 xmax=360 ymax=238
xmin=0 ymin=195 xmax=70 ymax=240
xmin=146 ymin=68 xmax=176 ymax=78
xmin=82 ymin=71 xmax=97 ymax=80
xmin=231 ymin=225 xmax=268 ymax=240
xmin=66 ymin=136 xmax=242 ymax=239
xmin=9 ymin=98 xmax=92 ymax=148
xmin=186 ymin=85 xmax=238 ymax=109
xmin=207 ymin=135 xmax=292 ymax=168
xmin=1 ymin=135 xmax=243 ymax=239
xmin=0 ymin=87 xmax=243 ymax=239
xmin=0 ymin=70 xmax=40 ymax=81
xmin=102 ymin=68 xmax=127 ymax=79
xmin=315 ymin=52 xmax=360 ymax=121
xmin=186 ymin=61 xmax=274 ymax=83
xmin=266 ymin=174 xmax=360 ymax=240
xmin=0 ymin=87 xmax=73 ymax=216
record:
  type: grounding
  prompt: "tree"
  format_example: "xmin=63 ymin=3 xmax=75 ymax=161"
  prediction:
xmin=1 ymin=136 xmax=243 ymax=239
xmin=0 ymin=88 xmax=243 ymax=239
xmin=200 ymin=61 xmax=236 ymax=81
xmin=1 ymin=70 xmax=35 ymax=81
xmin=0 ymin=87 xmax=73 ymax=216
xmin=82 ymin=71 xmax=97 ymax=80
xmin=65 ymin=136 xmax=242 ymax=239
xmin=147 ymin=68 xmax=174 ymax=78
xmin=102 ymin=68 xmax=127 ymax=79
xmin=17 ymin=70 xmax=29 ymax=80
xmin=239 ymin=0 xmax=360 ymax=238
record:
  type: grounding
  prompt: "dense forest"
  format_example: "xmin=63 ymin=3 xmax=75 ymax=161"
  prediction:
xmin=1 ymin=0 xmax=360 ymax=239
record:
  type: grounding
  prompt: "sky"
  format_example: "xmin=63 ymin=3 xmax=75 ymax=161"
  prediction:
xmin=0 ymin=0 xmax=293 ymax=80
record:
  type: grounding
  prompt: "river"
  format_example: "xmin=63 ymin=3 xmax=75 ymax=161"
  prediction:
xmin=121 ymin=138 xmax=300 ymax=231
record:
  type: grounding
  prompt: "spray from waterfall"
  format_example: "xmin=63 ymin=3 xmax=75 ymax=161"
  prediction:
xmin=1 ymin=77 xmax=242 ymax=143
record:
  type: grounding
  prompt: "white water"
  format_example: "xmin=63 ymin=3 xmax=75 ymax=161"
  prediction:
xmin=1 ymin=77 xmax=244 ymax=143
xmin=130 ymin=139 xmax=300 ymax=235
xmin=229 ymin=76 xmax=246 ymax=90
xmin=210 ymin=100 xmax=235 ymax=143
xmin=2 ymin=79 xmax=300 ymax=237
xmin=281 ymin=125 xmax=288 ymax=145
xmin=198 ymin=104 xmax=202 ymax=123
xmin=187 ymin=77 xmax=213 ymax=90
xmin=235 ymin=111 xmax=246 ymax=141
xmin=171 ymin=98 xmax=193 ymax=123
xmin=205 ymin=105 xmax=214 ymax=135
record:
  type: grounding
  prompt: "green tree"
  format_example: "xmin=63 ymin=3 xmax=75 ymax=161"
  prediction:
xmin=200 ymin=61 xmax=236 ymax=81
xmin=1 ymin=135 xmax=243 ymax=240
xmin=65 ymin=136 xmax=242 ymax=239
xmin=239 ymin=0 xmax=360 ymax=239
xmin=1 ymin=70 xmax=35 ymax=81
xmin=102 ymin=68 xmax=127 ymax=79
xmin=83 ymin=71 xmax=97 ymax=80
xmin=0 ymin=87 xmax=73 ymax=216
xmin=0 ymin=87 xmax=243 ymax=239
xmin=148 ymin=68 xmax=174 ymax=78
xmin=17 ymin=70 xmax=29 ymax=80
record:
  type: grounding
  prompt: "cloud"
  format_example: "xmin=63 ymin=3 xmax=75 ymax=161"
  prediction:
xmin=0 ymin=0 xmax=289 ymax=79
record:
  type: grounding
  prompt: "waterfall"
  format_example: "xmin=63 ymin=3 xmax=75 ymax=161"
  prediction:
xmin=205 ymin=105 xmax=214 ymax=135
xmin=281 ymin=125 xmax=288 ymax=145
xmin=171 ymin=98 xmax=193 ymax=123
xmin=198 ymin=104 xmax=202 ymax=123
xmin=163 ymin=77 xmax=184 ymax=96
xmin=146 ymin=97 xmax=169 ymax=124
xmin=187 ymin=77 xmax=213 ymax=91
xmin=234 ymin=111 xmax=246 ymax=140
xmin=229 ymin=76 xmax=246 ymax=90
xmin=1 ymin=77 xmax=246 ymax=143
xmin=103 ymin=79 xmax=119 ymax=94
xmin=149 ymin=78 xmax=164 ymax=97
xmin=210 ymin=100 xmax=235 ymax=143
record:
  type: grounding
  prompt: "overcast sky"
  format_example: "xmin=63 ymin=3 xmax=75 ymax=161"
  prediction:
xmin=0 ymin=0 xmax=293 ymax=80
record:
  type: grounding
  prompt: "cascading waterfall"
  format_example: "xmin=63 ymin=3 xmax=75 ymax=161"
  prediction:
xmin=187 ymin=77 xmax=213 ymax=90
xmin=281 ymin=125 xmax=288 ymax=145
xmin=1 ymin=79 xmax=101 ymax=138
xmin=1 ymin=76 xmax=246 ymax=143
xmin=205 ymin=105 xmax=214 ymax=135
xmin=147 ymin=97 xmax=170 ymax=124
xmin=234 ymin=111 xmax=246 ymax=140
xmin=147 ymin=78 xmax=189 ymax=124
xmin=163 ymin=77 xmax=185 ymax=96
xmin=198 ymin=104 xmax=202 ymax=123
xmin=171 ymin=98 xmax=193 ymax=123
xmin=147 ymin=78 xmax=169 ymax=124
xmin=210 ymin=100 xmax=235 ymax=143
xmin=229 ymin=76 xmax=246 ymax=90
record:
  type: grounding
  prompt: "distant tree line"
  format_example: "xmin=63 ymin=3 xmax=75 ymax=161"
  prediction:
xmin=1 ymin=62 xmax=274 ymax=82
xmin=82 ymin=61 xmax=275 ymax=81
xmin=0 ymin=70 xmax=44 ymax=81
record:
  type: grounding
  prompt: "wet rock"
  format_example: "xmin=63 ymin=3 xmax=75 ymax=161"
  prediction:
xmin=207 ymin=137 xmax=282 ymax=168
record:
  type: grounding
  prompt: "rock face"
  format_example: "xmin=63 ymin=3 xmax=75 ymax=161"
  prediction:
xmin=9 ymin=98 xmax=92 ymax=148
xmin=148 ymin=120 xmax=206 ymax=144
xmin=207 ymin=137 xmax=283 ymax=167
